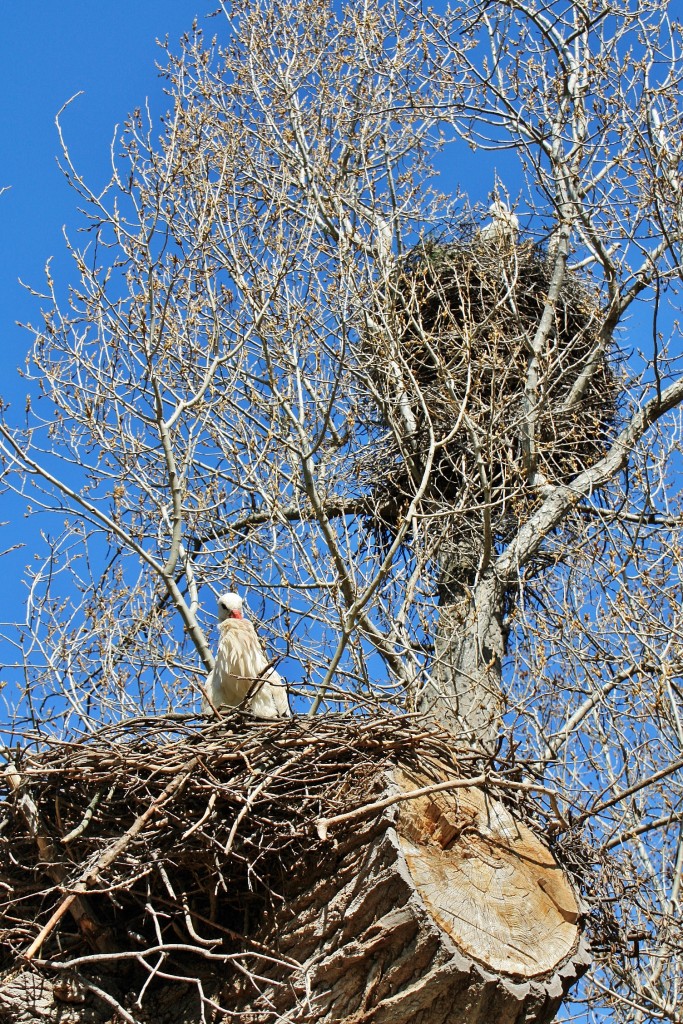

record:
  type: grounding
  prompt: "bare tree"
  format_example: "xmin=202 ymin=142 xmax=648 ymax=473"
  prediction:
xmin=1 ymin=0 xmax=683 ymax=1021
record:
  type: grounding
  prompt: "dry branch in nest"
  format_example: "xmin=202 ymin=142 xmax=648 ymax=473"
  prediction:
xmin=1 ymin=712 xmax=594 ymax=1023
xmin=362 ymin=234 xmax=619 ymax=547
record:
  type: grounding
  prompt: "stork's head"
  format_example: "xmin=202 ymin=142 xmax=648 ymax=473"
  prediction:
xmin=217 ymin=592 xmax=244 ymax=622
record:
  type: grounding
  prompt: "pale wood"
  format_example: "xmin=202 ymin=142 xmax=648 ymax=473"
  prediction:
xmin=395 ymin=767 xmax=580 ymax=977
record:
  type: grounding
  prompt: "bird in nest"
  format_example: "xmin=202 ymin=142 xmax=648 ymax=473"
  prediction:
xmin=203 ymin=592 xmax=291 ymax=719
xmin=480 ymin=200 xmax=519 ymax=245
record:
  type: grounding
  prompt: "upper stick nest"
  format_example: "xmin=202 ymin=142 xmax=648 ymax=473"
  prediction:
xmin=362 ymin=235 xmax=619 ymax=543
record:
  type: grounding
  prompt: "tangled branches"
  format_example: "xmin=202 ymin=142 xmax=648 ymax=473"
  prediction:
xmin=363 ymin=234 xmax=619 ymax=555
xmin=0 ymin=712 xmax=628 ymax=1022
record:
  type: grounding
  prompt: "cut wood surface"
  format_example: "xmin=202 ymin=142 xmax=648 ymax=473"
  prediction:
xmin=395 ymin=767 xmax=580 ymax=977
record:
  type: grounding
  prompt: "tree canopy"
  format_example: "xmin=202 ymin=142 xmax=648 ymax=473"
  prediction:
xmin=1 ymin=1 xmax=683 ymax=1020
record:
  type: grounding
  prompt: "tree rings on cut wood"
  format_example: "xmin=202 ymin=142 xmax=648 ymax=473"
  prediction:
xmin=394 ymin=767 xmax=581 ymax=977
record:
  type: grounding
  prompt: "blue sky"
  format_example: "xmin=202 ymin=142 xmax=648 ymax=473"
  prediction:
xmin=0 ymin=5 xmax=215 ymax=639
xmin=0 ymin=3 xmax=509 ymax=380
xmin=0 ymin=4 xmax=207 ymax=371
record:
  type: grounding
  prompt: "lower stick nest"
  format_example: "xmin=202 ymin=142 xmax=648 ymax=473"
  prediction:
xmin=0 ymin=712 xmax=613 ymax=1019
xmin=1 ymin=716 xmax=466 ymax=968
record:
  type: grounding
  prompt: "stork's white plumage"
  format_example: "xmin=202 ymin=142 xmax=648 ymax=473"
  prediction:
xmin=203 ymin=592 xmax=290 ymax=719
xmin=480 ymin=200 xmax=519 ymax=245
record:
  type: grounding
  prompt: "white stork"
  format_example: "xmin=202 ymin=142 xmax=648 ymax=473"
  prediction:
xmin=480 ymin=200 xmax=519 ymax=245
xmin=203 ymin=592 xmax=291 ymax=719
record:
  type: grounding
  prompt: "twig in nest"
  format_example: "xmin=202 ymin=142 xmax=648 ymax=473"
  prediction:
xmin=181 ymin=791 xmax=217 ymax=840
xmin=5 ymin=762 xmax=115 ymax=957
xmin=223 ymin=753 xmax=302 ymax=856
xmin=62 ymin=788 xmax=103 ymax=843
xmin=23 ymin=755 xmax=198 ymax=960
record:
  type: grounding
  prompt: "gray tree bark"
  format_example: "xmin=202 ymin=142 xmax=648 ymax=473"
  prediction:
xmin=418 ymin=540 xmax=507 ymax=752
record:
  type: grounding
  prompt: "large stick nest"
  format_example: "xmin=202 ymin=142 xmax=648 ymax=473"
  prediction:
xmin=0 ymin=712 xmax=610 ymax=1020
xmin=362 ymin=235 xmax=619 ymax=543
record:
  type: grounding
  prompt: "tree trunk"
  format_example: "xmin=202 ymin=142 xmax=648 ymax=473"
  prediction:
xmin=0 ymin=969 xmax=202 ymax=1024
xmin=419 ymin=543 xmax=507 ymax=752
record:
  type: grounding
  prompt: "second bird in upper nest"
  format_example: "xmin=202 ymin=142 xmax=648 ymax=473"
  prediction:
xmin=203 ymin=592 xmax=291 ymax=719
xmin=480 ymin=200 xmax=519 ymax=245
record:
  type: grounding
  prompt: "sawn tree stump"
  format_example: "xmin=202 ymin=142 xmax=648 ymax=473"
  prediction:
xmin=236 ymin=764 xmax=590 ymax=1023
